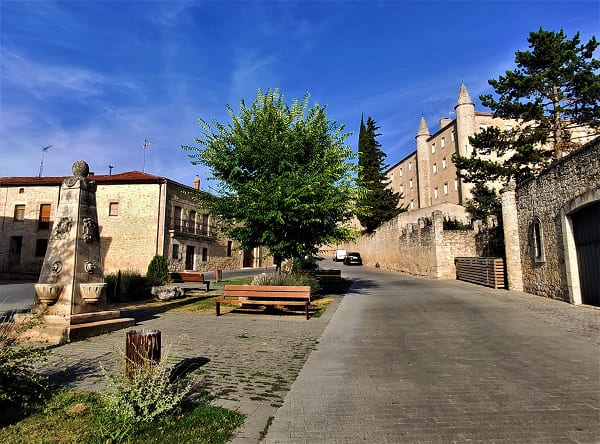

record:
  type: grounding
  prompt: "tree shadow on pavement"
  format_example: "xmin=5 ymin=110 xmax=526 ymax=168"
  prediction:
xmin=346 ymin=278 xmax=378 ymax=293
xmin=169 ymin=356 xmax=210 ymax=382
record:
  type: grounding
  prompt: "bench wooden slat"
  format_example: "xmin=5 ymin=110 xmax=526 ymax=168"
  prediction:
xmin=215 ymin=299 xmax=308 ymax=306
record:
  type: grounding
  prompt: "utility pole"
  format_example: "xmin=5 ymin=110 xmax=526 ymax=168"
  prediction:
xmin=142 ymin=139 xmax=155 ymax=172
xmin=39 ymin=145 xmax=52 ymax=177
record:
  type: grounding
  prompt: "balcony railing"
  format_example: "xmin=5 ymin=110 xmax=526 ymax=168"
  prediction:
xmin=170 ymin=220 xmax=218 ymax=238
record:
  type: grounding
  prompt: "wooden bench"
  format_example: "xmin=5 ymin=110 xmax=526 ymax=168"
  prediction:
xmin=170 ymin=272 xmax=211 ymax=292
xmin=216 ymin=285 xmax=311 ymax=319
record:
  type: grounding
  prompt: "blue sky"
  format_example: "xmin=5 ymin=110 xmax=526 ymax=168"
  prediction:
xmin=1 ymin=1 xmax=598 ymax=190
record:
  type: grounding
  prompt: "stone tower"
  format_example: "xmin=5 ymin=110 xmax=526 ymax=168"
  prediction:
xmin=454 ymin=83 xmax=476 ymax=203
xmin=416 ymin=116 xmax=431 ymax=208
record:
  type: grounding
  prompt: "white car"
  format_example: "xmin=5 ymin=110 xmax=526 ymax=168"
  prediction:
xmin=333 ymin=249 xmax=347 ymax=262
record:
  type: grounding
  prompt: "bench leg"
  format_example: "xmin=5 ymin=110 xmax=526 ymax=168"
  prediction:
xmin=216 ymin=301 xmax=220 ymax=317
xmin=206 ymin=282 xmax=210 ymax=292
xmin=305 ymin=302 xmax=309 ymax=320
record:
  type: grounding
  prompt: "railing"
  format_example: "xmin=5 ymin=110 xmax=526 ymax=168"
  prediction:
xmin=170 ymin=220 xmax=218 ymax=238
xmin=455 ymin=257 xmax=506 ymax=289
xmin=38 ymin=215 xmax=51 ymax=230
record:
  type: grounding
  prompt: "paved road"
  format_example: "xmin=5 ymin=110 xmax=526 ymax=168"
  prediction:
xmin=266 ymin=260 xmax=600 ymax=443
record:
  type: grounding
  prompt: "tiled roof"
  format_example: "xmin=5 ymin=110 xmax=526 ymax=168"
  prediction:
xmin=0 ymin=170 xmax=164 ymax=186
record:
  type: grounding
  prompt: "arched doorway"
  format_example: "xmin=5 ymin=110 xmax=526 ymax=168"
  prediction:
xmin=571 ymin=201 xmax=600 ymax=306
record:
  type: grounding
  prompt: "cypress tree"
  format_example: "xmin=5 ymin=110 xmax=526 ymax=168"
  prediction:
xmin=357 ymin=116 xmax=405 ymax=232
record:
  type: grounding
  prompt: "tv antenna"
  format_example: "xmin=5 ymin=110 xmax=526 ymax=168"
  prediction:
xmin=38 ymin=145 xmax=52 ymax=177
xmin=108 ymin=163 xmax=114 ymax=175
xmin=142 ymin=139 xmax=155 ymax=172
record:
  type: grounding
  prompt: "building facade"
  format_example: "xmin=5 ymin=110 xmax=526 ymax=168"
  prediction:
xmin=386 ymin=84 xmax=592 ymax=211
xmin=0 ymin=170 xmax=266 ymax=277
xmin=501 ymin=138 xmax=600 ymax=306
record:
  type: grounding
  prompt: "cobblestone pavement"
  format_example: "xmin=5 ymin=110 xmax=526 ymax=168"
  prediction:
xmin=266 ymin=263 xmax=600 ymax=443
xmin=41 ymin=296 xmax=342 ymax=443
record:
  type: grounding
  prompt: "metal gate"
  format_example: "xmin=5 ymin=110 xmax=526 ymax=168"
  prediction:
xmin=572 ymin=201 xmax=600 ymax=306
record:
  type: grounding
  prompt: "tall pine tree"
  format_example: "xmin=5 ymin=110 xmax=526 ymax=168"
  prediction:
xmin=453 ymin=28 xmax=600 ymax=185
xmin=357 ymin=115 xmax=405 ymax=232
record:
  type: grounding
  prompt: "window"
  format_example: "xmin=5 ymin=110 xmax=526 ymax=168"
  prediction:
xmin=227 ymin=241 xmax=233 ymax=257
xmin=399 ymin=168 xmax=403 ymax=177
xmin=451 ymin=131 xmax=455 ymax=142
xmin=189 ymin=210 xmax=196 ymax=233
xmin=432 ymin=163 xmax=437 ymax=174
xmin=443 ymin=183 xmax=448 ymax=195
xmin=38 ymin=204 xmax=51 ymax=230
xmin=434 ymin=188 xmax=439 ymax=199
xmin=399 ymin=185 xmax=403 ymax=194
xmin=454 ymin=179 xmax=459 ymax=191
xmin=389 ymin=173 xmax=394 ymax=182
xmin=202 ymin=213 xmax=209 ymax=234
xmin=442 ymin=158 xmax=447 ymax=169
xmin=431 ymin=143 xmax=436 ymax=154
xmin=202 ymin=247 xmax=208 ymax=262
xmin=35 ymin=238 xmax=48 ymax=257
xmin=441 ymin=137 xmax=446 ymax=148
xmin=532 ymin=218 xmax=545 ymax=262
xmin=173 ymin=206 xmax=182 ymax=229
xmin=409 ymin=179 xmax=413 ymax=189
xmin=410 ymin=200 xmax=414 ymax=209
xmin=479 ymin=124 xmax=487 ymax=132
xmin=14 ymin=205 xmax=25 ymax=221
xmin=19 ymin=188 xmax=24 ymax=194
xmin=109 ymin=202 xmax=119 ymax=216
xmin=172 ymin=243 xmax=179 ymax=260
xmin=408 ymin=162 xmax=412 ymax=171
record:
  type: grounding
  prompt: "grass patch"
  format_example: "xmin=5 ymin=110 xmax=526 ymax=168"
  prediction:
xmin=310 ymin=296 xmax=334 ymax=318
xmin=0 ymin=387 xmax=244 ymax=444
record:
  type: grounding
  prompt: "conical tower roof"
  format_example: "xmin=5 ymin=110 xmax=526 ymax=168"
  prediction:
xmin=456 ymin=83 xmax=474 ymax=107
xmin=416 ymin=116 xmax=430 ymax=137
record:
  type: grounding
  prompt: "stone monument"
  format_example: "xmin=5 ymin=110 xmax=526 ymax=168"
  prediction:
xmin=18 ymin=160 xmax=134 ymax=344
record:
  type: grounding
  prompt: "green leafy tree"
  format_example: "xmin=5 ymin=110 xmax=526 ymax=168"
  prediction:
xmin=464 ymin=183 xmax=502 ymax=224
xmin=182 ymin=89 xmax=357 ymax=269
xmin=356 ymin=115 xmax=405 ymax=232
xmin=453 ymin=28 xmax=600 ymax=185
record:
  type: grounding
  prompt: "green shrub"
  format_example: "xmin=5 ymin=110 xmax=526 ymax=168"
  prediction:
xmin=0 ymin=315 xmax=51 ymax=425
xmin=251 ymin=272 xmax=319 ymax=292
xmin=103 ymin=349 xmax=194 ymax=434
xmin=105 ymin=269 xmax=151 ymax=302
xmin=291 ymin=256 xmax=318 ymax=273
xmin=147 ymin=255 xmax=171 ymax=286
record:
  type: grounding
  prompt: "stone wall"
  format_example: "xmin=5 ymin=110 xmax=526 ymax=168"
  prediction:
xmin=338 ymin=210 xmax=477 ymax=279
xmin=513 ymin=138 xmax=600 ymax=303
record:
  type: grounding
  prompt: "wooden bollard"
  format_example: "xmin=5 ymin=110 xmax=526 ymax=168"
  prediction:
xmin=125 ymin=330 xmax=161 ymax=379
xmin=214 ymin=270 xmax=223 ymax=282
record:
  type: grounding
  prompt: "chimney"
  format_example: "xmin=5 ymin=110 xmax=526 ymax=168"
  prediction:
xmin=193 ymin=175 xmax=200 ymax=190
xmin=439 ymin=118 xmax=452 ymax=129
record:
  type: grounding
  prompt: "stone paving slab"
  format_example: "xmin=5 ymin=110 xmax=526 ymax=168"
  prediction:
xmin=40 ymin=296 xmax=342 ymax=443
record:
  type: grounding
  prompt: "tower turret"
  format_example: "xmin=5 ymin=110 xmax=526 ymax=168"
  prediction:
xmin=416 ymin=116 xmax=431 ymax=208
xmin=454 ymin=83 xmax=476 ymax=203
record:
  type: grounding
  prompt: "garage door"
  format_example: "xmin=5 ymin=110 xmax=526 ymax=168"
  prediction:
xmin=572 ymin=201 xmax=600 ymax=306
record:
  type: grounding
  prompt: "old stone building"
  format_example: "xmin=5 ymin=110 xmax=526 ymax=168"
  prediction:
xmin=0 ymin=170 xmax=266 ymax=277
xmin=501 ymin=138 xmax=600 ymax=306
xmin=386 ymin=84 xmax=592 ymax=211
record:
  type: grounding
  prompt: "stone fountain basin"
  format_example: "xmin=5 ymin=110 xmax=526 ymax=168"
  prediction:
xmin=35 ymin=283 xmax=64 ymax=304
xmin=79 ymin=282 xmax=107 ymax=303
